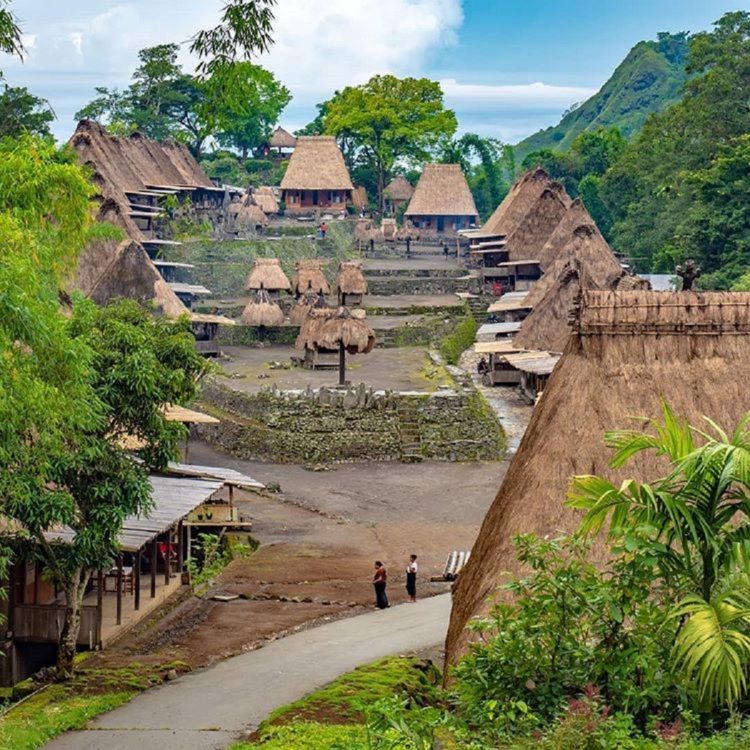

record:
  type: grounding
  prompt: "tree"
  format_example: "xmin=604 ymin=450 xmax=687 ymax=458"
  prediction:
xmin=320 ymin=75 xmax=458 ymax=209
xmin=0 ymin=0 xmax=23 ymax=59
xmin=568 ymin=403 xmax=750 ymax=708
xmin=0 ymin=79 xmax=55 ymax=138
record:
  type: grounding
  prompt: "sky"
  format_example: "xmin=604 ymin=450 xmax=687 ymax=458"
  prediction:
xmin=1 ymin=0 xmax=748 ymax=144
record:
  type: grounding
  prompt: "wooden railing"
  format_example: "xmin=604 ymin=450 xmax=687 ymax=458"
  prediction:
xmin=13 ymin=604 xmax=101 ymax=647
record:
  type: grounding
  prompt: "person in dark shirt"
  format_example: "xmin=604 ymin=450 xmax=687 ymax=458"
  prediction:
xmin=405 ymin=554 xmax=418 ymax=602
xmin=373 ymin=561 xmax=389 ymax=609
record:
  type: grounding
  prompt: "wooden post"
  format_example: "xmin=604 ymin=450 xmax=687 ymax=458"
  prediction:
xmin=33 ymin=562 xmax=39 ymax=605
xmin=134 ymin=550 xmax=141 ymax=611
xmin=116 ymin=555 xmax=123 ymax=626
xmin=151 ymin=538 xmax=157 ymax=598
xmin=176 ymin=521 xmax=184 ymax=576
xmin=338 ymin=341 xmax=346 ymax=386
xmin=164 ymin=532 xmax=171 ymax=585
xmin=97 ymin=570 xmax=104 ymax=648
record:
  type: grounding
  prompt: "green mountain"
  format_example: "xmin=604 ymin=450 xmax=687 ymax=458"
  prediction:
xmin=515 ymin=33 xmax=689 ymax=159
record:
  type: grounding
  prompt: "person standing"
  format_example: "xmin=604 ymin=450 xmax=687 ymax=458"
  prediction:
xmin=373 ymin=561 xmax=389 ymax=609
xmin=406 ymin=554 xmax=418 ymax=602
xmin=320 ymin=221 xmax=328 ymax=239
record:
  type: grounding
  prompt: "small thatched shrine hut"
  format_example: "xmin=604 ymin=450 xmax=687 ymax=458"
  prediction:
xmin=334 ymin=261 xmax=368 ymax=306
xmin=446 ymin=289 xmax=750 ymax=669
xmin=280 ymin=136 xmax=354 ymax=215
xmin=405 ymin=164 xmax=478 ymax=234
xmin=240 ymin=288 xmax=285 ymax=327
xmin=253 ymin=187 xmax=279 ymax=215
xmin=296 ymin=306 xmax=375 ymax=384
xmin=228 ymin=196 xmax=268 ymax=233
xmin=245 ymin=258 xmax=292 ymax=299
xmin=384 ymin=175 xmax=414 ymax=215
xmin=268 ymin=126 xmax=297 ymax=153
xmin=291 ymin=259 xmax=330 ymax=297
xmin=289 ymin=288 xmax=326 ymax=326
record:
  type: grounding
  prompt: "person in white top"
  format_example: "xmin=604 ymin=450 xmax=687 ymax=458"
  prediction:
xmin=406 ymin=554 xmax=418 ymax=603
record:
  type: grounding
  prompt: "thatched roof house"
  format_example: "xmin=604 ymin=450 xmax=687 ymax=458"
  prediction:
xmin=280 ymin=136 xmax=354 ymax=215
xmin=268 ymin=126 xmax=297 ymax=151
xmin=405 ymin=164 xmax=478 ymax=233
xmin=384 ymin=175 xmax=414 ymax=213
xmin=334 ymin=261 xmax=368 ymax=305
xmin=253 ymin=187 xmax=279 ymax=215
xmin=446 ymin=289 xmax=750 ymax=669
xmin=240 ymin=288 xmax=285 ymax=327
xmin=291 ymin=259 xmax=330 ymax=296
xmin=245 ymin=258 xmax=292 ymax=294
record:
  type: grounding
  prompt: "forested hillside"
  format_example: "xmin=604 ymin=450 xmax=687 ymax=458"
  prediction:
xmin=515 ymin=33 xmax=688 ymax=160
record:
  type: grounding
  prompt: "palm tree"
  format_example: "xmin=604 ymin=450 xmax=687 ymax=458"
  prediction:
xmin=567 ymin=402 xmax=750 ymax=708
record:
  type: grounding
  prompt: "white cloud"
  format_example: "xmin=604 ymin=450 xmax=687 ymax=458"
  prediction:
xmin=441 ymin=79 xmax=596 ymax=111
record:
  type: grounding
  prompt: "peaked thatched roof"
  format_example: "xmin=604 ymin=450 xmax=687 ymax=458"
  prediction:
xmin=484 ymin=167 xmax=571 ymax=241
xmin=503 ymin=187 xmax=570 ymax=261
xmin=296 ymin=306 xmax=375 ymax=354
xmin=253 ymin=186 xmax=279 ymax=215
xmin=538 ymin=197 xmax=597 ymax=270
xmin=334 ymin=261 xmax=368 ymax=296
xmin=291 ymin=259 xmax=330 ymax=295
xmin=384 ymin=175 xmax=414 ymax=202
xmin=405 ymin=164 xmax=478 ymax=217
xmin=269 ymin=126 xmax=297 ymax=149
xmin=446 ymin=290 xmax=750 ymax=669
xmin=289 ymin=288 xmax=324 ymax=325
xmin=240 ymin=288 xmax=285 ymax=327
xmin=245 ymin=258 xmax=292 ymax=292
xmin=280 ymin=136 xmax=354 ymax=191
xmin=232 ymin=196 xmax=268 ymax=230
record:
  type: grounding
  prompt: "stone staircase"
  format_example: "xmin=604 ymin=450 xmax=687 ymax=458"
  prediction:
xmin=397 ymin=400 xmax=423 ymax=463
xmin=466 ymin=295 xmax=490 ymax=323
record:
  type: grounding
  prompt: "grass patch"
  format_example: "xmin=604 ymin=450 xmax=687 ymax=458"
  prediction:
xmin=0 ymin=660 xmax=189 ymax=750
xmin=438 ymin=313 xmax=477 ymax=365
xmin=231 ymin=722 xmax=368 ymax=750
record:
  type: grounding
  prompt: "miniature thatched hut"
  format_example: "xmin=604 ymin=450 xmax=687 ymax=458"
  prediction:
xmin=334 ymin=261 xmax=368 ymax=306
xmin=296 ymin=306 xmax=375 ymax=384
xmin=280 ymin=136 xmax=354 ymax=215
xmin=268 ymin=126 xmax=297 ymax=153
xmin=289 ymin=288 xmax=326 ymax=326
xmin=229 ymin=196 xmax=268 ymax=233
xmin=446 ymin=290 xmax=750 ymax=669
xmin=405 ymin=164 xmax=478 ymax=234
xmin=240 ymin=288 xmax=285 ymax=327
xmin=253 ymin=187 xmax=279 ymax=215
xmin=291 ymin=259 xmax=330 ymax=297
xmin=245 ymin=258 xmax=292 ymax=300
xmin=383 ymin=175 xmax=414 ymax=215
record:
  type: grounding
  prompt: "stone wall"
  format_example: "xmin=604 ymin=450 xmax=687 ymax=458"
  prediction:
xmin=197 ymin=381 xmax=505 ymax=464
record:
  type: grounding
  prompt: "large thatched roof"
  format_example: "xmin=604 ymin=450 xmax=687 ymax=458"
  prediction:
xmin=503 ymin=186 xmax=570 ymax=261
xmin=245 ymin=258 xmax=292 ymax=292
xmin=405 ymin=164 xmax=478 ymax=218
xmin=291 ymin=259 xmax=330 ymax=295
xmin=269 ymin=126 xmax=297 ymax=149
xmin=538 ymin=197 xmax=597 ymax=270
xmin=384 ymin=175 xmax=414 ymax=202
xmin=484 ymin=167 xmax=571 ymax=242
xmin=280 ymin=136 xmax=354 ymax=191
xmin=446 ymin=290 xmax=750 ymax=669
xmin=240 ymin=288 xmax=285 ymax=327
xmin=296 ymin=306 xmax=375 ymax=354
xmin=334 ymin=261 xmax=368 ymax=296
xmin=514 ymin=225 xmax=642 ymax=352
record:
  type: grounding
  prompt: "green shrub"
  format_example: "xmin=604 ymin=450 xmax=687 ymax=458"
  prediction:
xmin=438 ymin=314 xmax=477 ymax=365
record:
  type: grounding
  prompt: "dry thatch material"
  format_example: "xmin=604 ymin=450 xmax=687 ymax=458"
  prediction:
xmin=245 ymin=258 xmax=292 ymax=292
xmin=334 ymin=261 xmax=368 ymax=296
xmin=75 ymin=238 xmax=187 ymax=318
xmin=233 ymin=196 xmax=268 ymax=230
xmin=538 ymin=197 xmax=597 ymax=270
xmin=240 ymin=289 xmax=285 ymax=327
xmin=405 ymin=164 xmax=478 ymax=218
xmin=291 ymin=259 xmax=330 ymax=296
xmin=289 ymin=288 xmax=322 ymax=325
xmin=280 ymin=136 xmax=354 ymax=190
xmin=384 ymin=175 xmax=414 ymax=202
xmin=484 ymin=168 xmax=571 ymax=242
xmin=296 ymin=306 xmax=375 ymax=354
xmin=352 ymin=186 xmax=368 ymax=210
xmin=253 ymin=186 xmax=279 ymax=215
xmin=269 ymin=126 xmax=297 ymax=149
xmin=446 ymin=290 xmax=750 ymax=668
xmin=504 ymin=185 xmax=570 ymax=261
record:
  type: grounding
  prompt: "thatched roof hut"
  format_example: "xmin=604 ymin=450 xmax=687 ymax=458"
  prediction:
xmin=291 ymin=259 xmax=330 ymax=296
xmin=405 ymin=164 xmax=478 ymax=228
xmin=253 ymin=187 xmax=279 ymax=215
xmin=504 ymin=185 xmax=570 ymax=262
xmin=289 ymin=288 xmax=326 ymax=326
xmin=384 ymin=175 xmax=415 ymax=203
xmin=538 ymin=197 xmax=597 ymax=270
xmin=334 ymin=261 xmax=368 ymax=297
xmin=245 ymin=258 xmax=292 ymax=293
xmin=231 ymin=196 xmax=268 ymax=231
xmin=240 ymin=288 xmax=285 ymax=327
xmin=446 ymin=289 xmax=750 ymax=669
xmin=269 ymin=126 xmax=297 ymax=150
xmin=280 ymin=136 xmax=354 ymax=191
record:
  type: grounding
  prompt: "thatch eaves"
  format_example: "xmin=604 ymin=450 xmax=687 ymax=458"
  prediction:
xmin=280 ymin=136 xmax=354 ymax=191
xmin=446 ymin=290 xmax=750 ymax=668
xmin=291 ymin=259 xmax=330 ymax=296
xmin=269 ymin=126 xmax=297 ymax=149
xmin=334 ymin=261 xmax=368 ymax=296
xmin=405 ymin=164 xmax=478 ymax=217
xmin=240 ymin=288 xmax=285 ymax=326
xmin=296 ymin=306 xmax=375 ymax=354
xmin=245 ymin=258 xmax=292 ymax=292
xmin=384 ymin=175 xmax=414 ymax=202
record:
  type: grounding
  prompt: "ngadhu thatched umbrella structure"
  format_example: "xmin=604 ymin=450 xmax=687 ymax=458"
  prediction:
xmin=291 ymin=259 xmax=330 ymax=298
xmin=240 ymin=288 xmax=285 ymax=327
xmin=296 ymin=306 xmax=375 ymax=385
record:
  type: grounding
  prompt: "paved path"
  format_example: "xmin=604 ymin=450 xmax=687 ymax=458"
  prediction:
xmin=47 ymin=594 xmax=451 ymax=750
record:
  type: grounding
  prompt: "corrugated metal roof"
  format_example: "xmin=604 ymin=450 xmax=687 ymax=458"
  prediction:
xmin=164 ymin=462 xmax=265 ymax=490
xmin=477 ymin=321 xmax=522 ymax=336
xmin=504 ymin=351 xmax=561 ymax=376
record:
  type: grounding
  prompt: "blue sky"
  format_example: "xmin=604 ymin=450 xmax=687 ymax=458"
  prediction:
xmin=1 ymin=0 xmax=747 ymax=144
